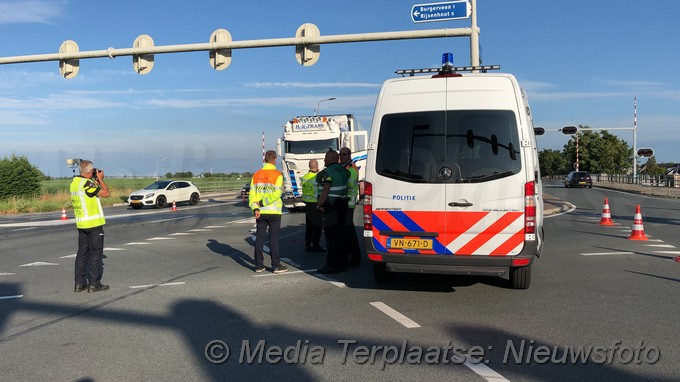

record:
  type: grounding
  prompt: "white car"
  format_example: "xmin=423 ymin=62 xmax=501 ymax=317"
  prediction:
xmin=127 ymin=180 xmax=201 ymax=209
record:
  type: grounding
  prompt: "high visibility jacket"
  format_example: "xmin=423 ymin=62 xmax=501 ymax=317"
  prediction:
xmin=317 ymin=162 xmax=349 ymax=203
xmin=301 ymin=171 xmax=319 ymax=203
xmin=345 ymin=165 xmax=359 ymax=209
xmin=70 ymin=176 xmax=106 ymax=229
xmin=249 ymin=163 xmax=283 ymax=215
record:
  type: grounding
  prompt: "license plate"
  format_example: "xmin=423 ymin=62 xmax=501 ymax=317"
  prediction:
xmin=387 ymin=238 xmax=433 ymax=250
xmin=131 ymin=200 xmax=141 ymax=204
xmin=578 ymin=181 xmax=586 ymax=185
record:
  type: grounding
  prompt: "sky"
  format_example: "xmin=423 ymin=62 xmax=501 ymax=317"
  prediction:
xmin=1 ymin=0 xmax=679 ymax=178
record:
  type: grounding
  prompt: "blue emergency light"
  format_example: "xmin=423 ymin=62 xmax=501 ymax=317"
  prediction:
xmin=442 ymin=53 xmax=454 ymax=67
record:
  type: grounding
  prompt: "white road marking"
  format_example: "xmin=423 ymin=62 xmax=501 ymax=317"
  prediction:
xmin=464 ymin=355 xmax=510 ymax=382
xmin=129 ymin=281 xmax=186 ymax=289
xmin=124 ymin=242 xmax=152 ymax=245
xmin=0 ymin=273 xmax=16 ymax=276
xmin=645 ymin=244 xmax=675 ymax=248
xmin=59 ymin=254 xmax=76 ymax=259
xmin=0 ymin=295 xmax=23 ymax=300
xmin=149 ymin=217 xmax=188 ymax=224
xmin=369 ymin=302 xmax=421 ymax=328
xmin=146 ymin=237 xmax=175 ymax=240
xmin=581 ymin=252 xmax=635 ymax=256
xmin=204 ymin=225 xmax=227 ymax=228
xmin=169 ymin=233 xmax=193 ymax=236
xmin=19 ymin=262 xmax=59 ymax=267
xmin=188 ymin=229 xmax=211 ymax=232
xmin=654 ymin=251 xmax=680 ymax=255
xmin=314 ymin=274 xmax=346 ymax=288
xmin=255 ymin=270 xmax=308 ymax=278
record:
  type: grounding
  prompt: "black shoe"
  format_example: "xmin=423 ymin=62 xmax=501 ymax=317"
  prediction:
xmin=74 ymin=284 xmax=87 ymax=293
xmin=273 ymin=265 xmax=289 ymax=274
xmin=317 ymin=266 xmax=338 ymax=274
xmin=87 ymin=284 xmax=110 ymax=293
xmin=312 ymin=246 xmax=326 ymax=253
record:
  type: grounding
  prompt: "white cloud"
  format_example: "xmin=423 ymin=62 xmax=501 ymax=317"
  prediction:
xmin=0 ymin=1 xmax=65 ymax=24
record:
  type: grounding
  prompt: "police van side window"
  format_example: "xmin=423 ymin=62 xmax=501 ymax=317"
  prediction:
xmin=448 ymin=110 xmax=521 ymax=183
xmin=375 ymin=112 xmax=446 ymax=184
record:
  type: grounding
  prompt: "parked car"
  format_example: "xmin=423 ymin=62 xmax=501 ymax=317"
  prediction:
xmin=240 ymin=183 xmax=250 ymax=198
xmin=564 ymin=171 xmax=593 ymax=188
xmin=128 ymin=180 xmax=200 ymax=209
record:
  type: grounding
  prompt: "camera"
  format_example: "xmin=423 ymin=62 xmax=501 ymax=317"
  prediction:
xmin=92 ymin=168 xmax=100 ymax=178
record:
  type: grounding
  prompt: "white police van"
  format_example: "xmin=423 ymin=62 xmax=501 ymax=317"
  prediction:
xmin=363 ymin=54 xmax=543 ymax=289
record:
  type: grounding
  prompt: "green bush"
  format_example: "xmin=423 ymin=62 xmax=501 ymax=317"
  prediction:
xmin=0 ymin=155 xmax=43 ymax=199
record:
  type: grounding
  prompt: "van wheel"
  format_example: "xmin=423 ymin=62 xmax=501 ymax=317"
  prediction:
xmin=509 ymin=266 xmax=531 ymax=289
xmin=373 ymin=263 xmax=395 ymax=284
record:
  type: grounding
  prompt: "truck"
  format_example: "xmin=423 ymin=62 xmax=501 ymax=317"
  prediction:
xmin=276 ymin=114 xmax=368 ymax=211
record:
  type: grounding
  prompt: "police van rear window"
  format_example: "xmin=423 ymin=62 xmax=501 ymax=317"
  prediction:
xmin=375 ymin=110 xmax=521 ymax=184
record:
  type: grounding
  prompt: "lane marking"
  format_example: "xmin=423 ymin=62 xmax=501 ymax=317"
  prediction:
xmin=147 ymin=237 xmax=175 ymax=240
xmin=254 ymin=270 xmax=309 ymax=278
xmin=581 ymin=252 xmax=634 ymax=256
xmin=59 ymin=254 xmax=76 ymax=259
xmin=204 ymin=225 xmax=227 ymax=228
xmin=464 ymin=355 xmax=510 ymax=382
xmin=169 ymin=233 xmax=193 ymax=236
xmin=129 ymin=281 xmax=186 ymax=289
xmin=124 ymin=242 xmax=151 ymax=245
xmin=654 ymin=251 xmax=680 ymax=255
xmin=0 ymin=295 xmax=23 ymax=300
xmin=645 ymin=244 xmax=675 ymax=248
xmin=0 ymin=273 xmax=16 ymax=276
xmin=19 ymin=262 xmax=59 ymax=267
xmin=188 ymin=229 xmax=212 ymax=232
xmin=314 ymin=274 xmax=346 ymax=288
xmin=148 ymin=217 xmax=189 ymax=224
xmin=106 ymin=248 xmax=126 ymax=251
xmin=369 ymin=301 xmax=421 ymax=328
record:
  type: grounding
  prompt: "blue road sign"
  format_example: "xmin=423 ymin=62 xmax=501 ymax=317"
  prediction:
xmin=411 ymin=0 xmax=470 ymax=23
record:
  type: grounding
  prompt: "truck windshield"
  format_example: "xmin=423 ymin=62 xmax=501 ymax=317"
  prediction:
xmin=285 ymin=139 xmax=338 ymax=155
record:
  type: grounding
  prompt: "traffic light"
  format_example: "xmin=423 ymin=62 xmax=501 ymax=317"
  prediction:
xmin=637 ymin=148 xmax=654 ymax=157
xmin=533 ymin=126 xmax=545 ymax=136
xmin=561 ymin=125 xmax=578 ymax=135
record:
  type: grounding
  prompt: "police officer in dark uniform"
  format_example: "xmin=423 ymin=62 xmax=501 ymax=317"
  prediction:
xmin=316 ymin=150 xmax=349 ymax=274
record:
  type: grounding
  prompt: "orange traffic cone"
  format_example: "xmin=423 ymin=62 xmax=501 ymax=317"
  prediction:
xmin=61 ymin=208 xmax=68 ymax=221
xmin=674 ymin=256 xmax=680 ymax=262
xmin=171 ymin=201 xmax=177 ymax=211
xmin=627 ymin=204 xmax=648 ymax=240
xmin=598 ymin=197 xmax=614 ymax=226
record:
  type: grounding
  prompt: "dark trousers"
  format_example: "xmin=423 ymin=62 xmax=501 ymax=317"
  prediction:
xmin=345 ymin=207 xmax=362 ymax=265
xmin=323 ymin=199 xmax=348 ymax=269
xmin=304 ymin=202 xmax=323 ymax=248
xmin=75 ymin=226 xmax=105 ymax=286
xmin=254 ymin=214 xmax=281 ymax=268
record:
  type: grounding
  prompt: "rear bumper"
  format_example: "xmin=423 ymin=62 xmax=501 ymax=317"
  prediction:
xmin=365 ymin=239 xmax=537 ymax=277
xmin=282 ymin=194 xmax=306 ymax=208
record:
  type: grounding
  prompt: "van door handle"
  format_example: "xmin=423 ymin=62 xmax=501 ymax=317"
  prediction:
xmin=449 ymin=202 xmax=473 ymax=207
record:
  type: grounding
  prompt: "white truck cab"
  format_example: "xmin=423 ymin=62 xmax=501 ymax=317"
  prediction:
xmin=363 ymin=54 xmax=544 ymax=289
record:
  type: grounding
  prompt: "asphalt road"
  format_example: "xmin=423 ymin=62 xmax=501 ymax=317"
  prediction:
xmin=0 ymin=188 xmax=678 ymax=381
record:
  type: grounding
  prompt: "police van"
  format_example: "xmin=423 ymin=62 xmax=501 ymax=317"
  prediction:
xmin=363 ymin=54 xmax=544 ymax=289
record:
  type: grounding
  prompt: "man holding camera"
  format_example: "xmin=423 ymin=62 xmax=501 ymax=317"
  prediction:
xmin=70 ymin=159 xmax=110 ymax=293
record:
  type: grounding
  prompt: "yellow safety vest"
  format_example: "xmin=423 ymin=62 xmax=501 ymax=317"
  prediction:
xmin=249 ymin=163 xmax=283 ymax=215
xmin=70 ymin=176 xmax=106 ymax=229
xmin=301 ymin=171 xmax=318 ymax=203
xmin=346 ymin=166 xmax=359 ymax=209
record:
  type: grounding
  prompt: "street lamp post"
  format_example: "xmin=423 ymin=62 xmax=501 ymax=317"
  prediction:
xmin=156 ymin=158 xmax=166 ymax=181
xmin=315 ymin=97 xmax=336 ymax=116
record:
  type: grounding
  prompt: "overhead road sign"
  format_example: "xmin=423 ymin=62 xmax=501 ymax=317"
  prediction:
xmin=412 ymin=0 xmax=471 ymax=23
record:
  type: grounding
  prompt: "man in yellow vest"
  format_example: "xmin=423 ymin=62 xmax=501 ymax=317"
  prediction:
xmin=302 ymin=159 xmax=325 ymax=252
xmin=340 ymin=147 xmax=362 ymax=268
xmin=249 ymin=150 xmax=288 ymax=274
xmin=70 ymin=159 xmax=110 ymax=293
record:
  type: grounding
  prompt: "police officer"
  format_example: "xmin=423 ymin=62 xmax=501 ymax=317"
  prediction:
xmin=316 ymin=150 xmax=350 ymax=274
xmin=340 ymin=147 xmax=362 ymax=268
xmin=249 ymin=150 xmax=288 ymax=274
xmin=301 ymin=158 xmax=325 ymax=252
xmin=70 ymin=159 xmax=110 ymax=293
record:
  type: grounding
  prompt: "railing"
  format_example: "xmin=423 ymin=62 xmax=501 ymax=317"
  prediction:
xmin=544 ymin=174 xmax=679 ymax=188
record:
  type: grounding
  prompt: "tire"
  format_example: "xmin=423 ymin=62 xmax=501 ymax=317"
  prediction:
xmin=509 ymin=265 xmax=531 ymax=289
xmin=131 ymin=204 xmax=143 ymax=210
xmin=155 ymin=195 xmax=167 ymax=209
xmin=189 ymin=193 xmax=200 ymax=205
xmin=373 ymin=263 xmax=395 ymax=284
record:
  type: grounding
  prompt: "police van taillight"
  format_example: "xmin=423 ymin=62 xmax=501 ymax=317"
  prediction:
xmin=363 ymin=181 xmax=373 ymax=230
xmin=524 ymin=181 xmax=536 ymax=234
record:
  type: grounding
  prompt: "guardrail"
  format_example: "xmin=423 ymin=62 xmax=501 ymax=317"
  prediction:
xmin=545 ymin=174 xmax=680 ymax=188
